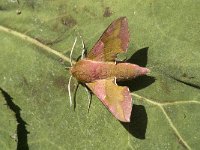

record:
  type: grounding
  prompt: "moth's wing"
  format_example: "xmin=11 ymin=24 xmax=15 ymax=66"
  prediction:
xmin=86 ymin=17 xmax=129 ymax=62
xmin=86 ymin=78 xmax=132 ymax=122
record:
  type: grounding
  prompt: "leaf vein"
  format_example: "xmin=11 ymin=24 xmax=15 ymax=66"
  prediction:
xmin=0 ymin=25 xmax=74 ymax=64
xmin=132 ymin=93 xmax=192 ymax=149
xmin=160 ymin=106 xmax=191 ymax=150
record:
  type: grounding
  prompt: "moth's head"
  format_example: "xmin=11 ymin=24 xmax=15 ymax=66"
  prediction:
xmin=68 ymin=66 xmax=74 ymax=75
xmin=69 ymin=63 xmax=79 ymax=78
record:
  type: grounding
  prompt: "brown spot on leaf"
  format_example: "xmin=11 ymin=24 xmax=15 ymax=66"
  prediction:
xmin=0 ymin=6 xmax=7 ymax=11
xmin=53 ymin=76 xmax=76 ymax=92
xmin=160 ymin=81 xmax=171 ymax=94
xmin=35 ymin=37 xmax=63 ymax=46
xmin=182 ymin=73 xmax=194 ymax=79
xmin=53 ymin=76 xmax=68 ymax=90
xmin=103 ymin=7 xmax=112 ymax=17
xmin=182 ymin=73 xmax=187 ymax=77
xmin=61 ymin=16 xmax=77 ymax=28
xmin=184 ymin=114 xmax=186 ymax=119
xmin=22 ymin=76 xmax=29 ymax=86
xmin=18 ymin=76 xmax=39 ymax=98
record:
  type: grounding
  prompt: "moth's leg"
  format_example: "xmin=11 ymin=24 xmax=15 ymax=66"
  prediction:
xmin=69 ymin=37 xmax=77 ymax=66
xmin=73 ymin=83 xmax=80 ymax=110
xmin=84 ymin=87 xmax=92 ymax=112
xmin=68 ymin=75 xmax=73 ymax=106
xmin=65 ymin=66 xmax=71 ymax=70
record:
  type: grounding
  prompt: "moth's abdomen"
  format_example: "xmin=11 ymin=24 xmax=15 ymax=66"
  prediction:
xmin=115 ymin=63 xmax=150 ymax=81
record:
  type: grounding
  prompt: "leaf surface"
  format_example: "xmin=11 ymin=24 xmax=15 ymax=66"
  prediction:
xmin=0 ymin=0 xmax=200 ymax=149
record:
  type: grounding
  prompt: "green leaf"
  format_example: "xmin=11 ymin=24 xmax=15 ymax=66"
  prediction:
xmin=0 ymin=0 xmax=200 ymax=149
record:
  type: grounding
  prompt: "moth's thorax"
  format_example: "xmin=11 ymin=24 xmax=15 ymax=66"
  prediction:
xmin=70 ymin=59 xmax=149 ymax=83
xmin=70 ymin=59 xmax=114 ymax=83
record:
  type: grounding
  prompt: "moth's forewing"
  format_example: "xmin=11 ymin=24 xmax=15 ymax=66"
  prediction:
xmin=86 ymin=78 xmax=132 ymax=122
xmin=86 ymin=17 xmax=129 ymax=62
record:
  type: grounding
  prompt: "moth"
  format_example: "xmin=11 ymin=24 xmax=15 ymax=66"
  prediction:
xmin=69 ymin=17 xmax=150 ymax=122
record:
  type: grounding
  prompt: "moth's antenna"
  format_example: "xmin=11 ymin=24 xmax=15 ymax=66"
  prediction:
xmin=70 ymin=37 xmax=77 ymax=66
xmin=74 ymin=28 xmax=86 ymax=59
xmin=68 ymin=75 xmax=73 ymax=106
xmin=80 ymin=35 xmax=86 ymax=59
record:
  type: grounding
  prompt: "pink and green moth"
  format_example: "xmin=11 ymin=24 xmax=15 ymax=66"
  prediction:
xmin=69 ymin=17 xmax=150 ymax=122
